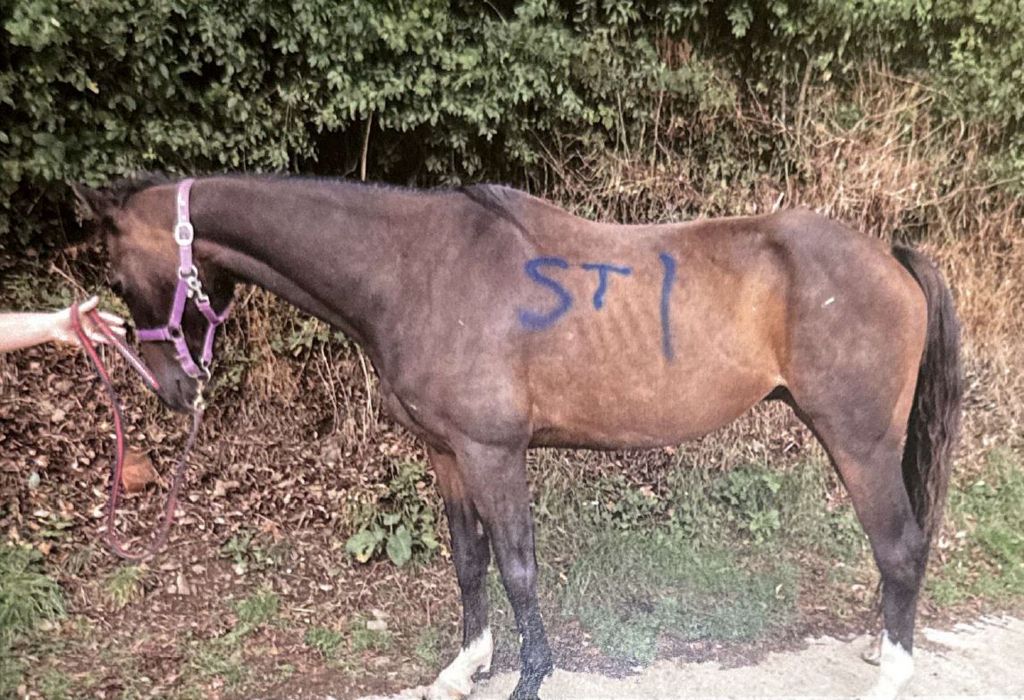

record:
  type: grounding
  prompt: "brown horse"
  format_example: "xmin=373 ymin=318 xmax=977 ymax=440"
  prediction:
xmin=73 ymin=175 xmax=961 ymax=699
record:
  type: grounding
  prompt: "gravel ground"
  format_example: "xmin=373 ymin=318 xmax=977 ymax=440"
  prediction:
xmin=360 ymin=616 xmax=1023 ymax=699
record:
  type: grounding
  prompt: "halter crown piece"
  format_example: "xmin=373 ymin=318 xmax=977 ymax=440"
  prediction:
xmin=136 ymin=178 xmax=230 ymax=380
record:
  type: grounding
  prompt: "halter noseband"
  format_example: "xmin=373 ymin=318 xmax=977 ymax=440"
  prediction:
xmin=136 ymin=178 xmax=230 ymax=379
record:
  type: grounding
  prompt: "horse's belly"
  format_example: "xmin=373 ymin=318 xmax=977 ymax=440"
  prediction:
xmin=527 ymin=363 xmax=776 ymax=449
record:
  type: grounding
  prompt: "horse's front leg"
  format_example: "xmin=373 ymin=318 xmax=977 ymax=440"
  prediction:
xmin=455 ymin=441 xmax=553 ymax=700
xmin=423 ymin=447 xmax=494 ymax=699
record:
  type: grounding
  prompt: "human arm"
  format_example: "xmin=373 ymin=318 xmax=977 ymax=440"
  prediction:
xmin=0 ymin=296 xmax=126 ymax=353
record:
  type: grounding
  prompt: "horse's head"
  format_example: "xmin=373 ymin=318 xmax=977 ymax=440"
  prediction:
xmin=72 ymin=177 xmax=234 ymax=412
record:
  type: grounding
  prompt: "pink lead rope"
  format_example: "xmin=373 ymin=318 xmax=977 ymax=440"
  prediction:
xmin=71 ymin=304 xmax=202 ymax=560
xmin=72 ymin=178 xmax=228 ymax=559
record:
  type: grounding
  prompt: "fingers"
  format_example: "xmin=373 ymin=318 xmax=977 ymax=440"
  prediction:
xmin=84 ymin=318 xmax=125 ymax=344
xmin=68 ymin=296 xmax=127 ymax=345
xmin=76 ymin=295 xmax=100 ymax=313
xmin=86 ymin=331 xmax=113 ymax=344
xmin=96 ymin=311 xmax=126 ymax=328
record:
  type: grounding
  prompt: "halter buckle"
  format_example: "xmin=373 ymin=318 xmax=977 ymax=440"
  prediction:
xmin=174 ymin=222 xmax=195 ymax=246
xmin=185 ymin=275 xmax=205 ymax=297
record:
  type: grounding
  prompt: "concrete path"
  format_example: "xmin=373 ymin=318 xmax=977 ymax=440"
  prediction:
xmin=362 ymin=616 xmax=1023 ymax=699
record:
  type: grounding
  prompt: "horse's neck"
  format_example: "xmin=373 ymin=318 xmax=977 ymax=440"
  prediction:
xmin=193 ymin=177 xmax=418 ymax=348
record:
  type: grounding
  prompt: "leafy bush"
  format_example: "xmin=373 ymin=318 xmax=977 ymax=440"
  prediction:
xmin=0 ymin=0 xmax=726 ymax=251
xmin=4 ymin=0 xmax=1019 ymax=255
xmin=584 ymin=473 xmax=672 ymax=530
xmin=710 ymin=467 xmax=783 ymax=543
xmin=345 ymin=459 xmax=440 ymax=567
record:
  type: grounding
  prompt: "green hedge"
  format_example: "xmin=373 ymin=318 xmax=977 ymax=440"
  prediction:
xmin=2 ymin=0 xmax=1020 ymax=253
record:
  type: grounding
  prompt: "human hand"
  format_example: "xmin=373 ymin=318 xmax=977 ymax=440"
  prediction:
xmin=50 ymin=296 xmax=127 ymax=346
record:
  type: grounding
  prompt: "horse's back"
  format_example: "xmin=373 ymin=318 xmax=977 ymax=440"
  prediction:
xmin=386 ymin=196 xmax=925 ymax=452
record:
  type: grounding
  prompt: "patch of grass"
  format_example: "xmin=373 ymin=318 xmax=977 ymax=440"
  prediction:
xmin=561 ymin=530 xmax=795 ymax=663
xmin=304 ymin=625 xmax=344 ymax=658
xmin=220 ymin=530 xmax=289 ymax=575
xmin=182 ymin=587 xmax=280 ymax=694
xmin=530 ymin=455 xmax=871 ymax=665
xmin=413 ymin=624 xmax=443 ymax=667
xmin=63 ymin=545 xmax=97 ymax=578
xmin=231 ymin=588 xmax=280 ymax=639
xmin=929 ymin=447 xmax=1024 ymax=605
xmin=547 ymin=456 xmax=865 ymax=561
xmin=349 ymin=615 xmax=393 ymax=653
xmin=0 ymin=544 xmax=65 ymax=650
xmin=187 ymin=636 xmax=248 ymax=689
xmin=102 ymin=565 xmax=146 ymax=610
xmin=0 ymin=654 xmax=26 ymax=700
xmin=37 ymin=667 xmax=71 ymax=700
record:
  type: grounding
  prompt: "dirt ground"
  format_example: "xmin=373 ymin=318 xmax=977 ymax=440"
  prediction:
xmin=357 ymin=616 xmax=1024 ymax=699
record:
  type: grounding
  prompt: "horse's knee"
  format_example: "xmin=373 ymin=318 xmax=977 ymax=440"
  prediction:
xmin=500 ymin=554 xmax=537 ymax=590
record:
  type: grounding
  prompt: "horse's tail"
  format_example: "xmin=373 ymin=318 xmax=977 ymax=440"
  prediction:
xmin=892 ymin=245 xmax=963 ymax=543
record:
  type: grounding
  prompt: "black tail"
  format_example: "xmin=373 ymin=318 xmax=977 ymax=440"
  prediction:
xmin=892 ymin=245 xmax=963 ymax=543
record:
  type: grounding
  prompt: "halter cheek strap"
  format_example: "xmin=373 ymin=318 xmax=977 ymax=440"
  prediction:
xmin=136 ymin=178 xmax=230 ymax=379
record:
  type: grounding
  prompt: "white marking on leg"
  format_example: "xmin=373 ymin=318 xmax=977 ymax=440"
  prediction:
xmin=425 ymin=628 xmax=493 ymax=699
xmin=866 ymin=631 xmax=914 ymax=699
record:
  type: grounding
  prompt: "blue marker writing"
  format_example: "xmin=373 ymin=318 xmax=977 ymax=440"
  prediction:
xmin=581 ymin=263 xmax=632 ymax=310
xmin=658 ymin=252 xmax=677 ymax=361
xmin=518 ymin=257 xmax=573 ymax=330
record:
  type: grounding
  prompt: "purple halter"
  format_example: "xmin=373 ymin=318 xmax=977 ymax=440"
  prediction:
xmin=136 ymin=179 xmax=230 ymax=379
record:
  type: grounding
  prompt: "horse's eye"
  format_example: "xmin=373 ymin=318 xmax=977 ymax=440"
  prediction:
xmin=109 ymin=277 xmax=125 ymax=297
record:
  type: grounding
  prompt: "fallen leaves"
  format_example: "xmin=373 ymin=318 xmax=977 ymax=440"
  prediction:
xmin=122 ymin=449 xmax=158 ymax=494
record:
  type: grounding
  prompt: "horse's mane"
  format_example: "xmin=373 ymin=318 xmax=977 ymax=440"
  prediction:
xmin=105 ymin=173 xmax=531 ymax=235
xmin=458 ymin=183 xmax=531 ymax=237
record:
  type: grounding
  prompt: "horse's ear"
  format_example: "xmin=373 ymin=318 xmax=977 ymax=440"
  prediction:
xmin=69 ymin=181 xmax=114 ymax=224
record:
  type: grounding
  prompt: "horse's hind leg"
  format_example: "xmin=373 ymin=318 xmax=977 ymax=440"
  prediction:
xmin=423 ymin=447 xmax=494 ymax=699
xmin=456 ymin=441 xmax=553 ymax=700
xmin=834 ymin=442 xmax=926 ymax=698
xmin=792 ymin=395 xmax=927 ymax=698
